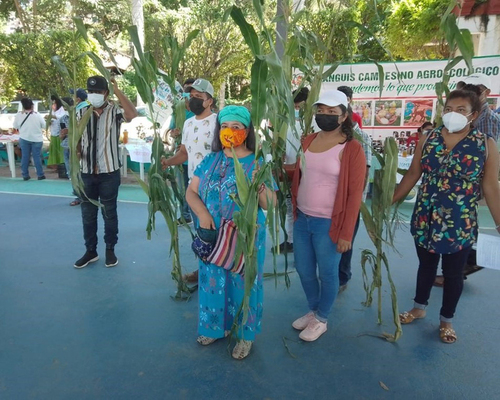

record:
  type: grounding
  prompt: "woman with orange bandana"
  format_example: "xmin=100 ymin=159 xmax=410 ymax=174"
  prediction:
xmin=186 ymin=105 xmax=277 ymax=359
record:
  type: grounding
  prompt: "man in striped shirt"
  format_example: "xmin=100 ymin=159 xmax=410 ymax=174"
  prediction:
xmin=74 ymin=75 xmax=137 ymax=269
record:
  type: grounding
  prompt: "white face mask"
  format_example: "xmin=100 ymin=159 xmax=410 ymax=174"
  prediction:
xmin=87 ymin=93 xmax=106 ymax=108
xmin=294 ymin=109 xmax=300 ymax=119
xmin=442 ymin=111 xmax=471 ymax=133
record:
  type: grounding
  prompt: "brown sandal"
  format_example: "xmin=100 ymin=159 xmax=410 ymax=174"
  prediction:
xmin=399 ymin=311 xmax=426 ymax=324
xmin=439 ymin=327 xmax=457 ymax=344
xmin=183 ymin=270 xmax=199 ymax=283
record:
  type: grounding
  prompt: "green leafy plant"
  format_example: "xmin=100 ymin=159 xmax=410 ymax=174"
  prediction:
xmin=359 ymin=137 xmax=402 ymax=342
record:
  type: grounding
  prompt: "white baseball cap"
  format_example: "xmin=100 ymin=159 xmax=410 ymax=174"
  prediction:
xmin=313 ymin=90 xmax=349 ymax=108
xmin=461 ymin=73 xmax=491 ymax=89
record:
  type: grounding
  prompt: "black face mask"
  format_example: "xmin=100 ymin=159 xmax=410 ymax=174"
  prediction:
xmin=315 ymin=114 xmax=340 ymax=132
xmin=189 ymin=97 xmax=207 ymax=115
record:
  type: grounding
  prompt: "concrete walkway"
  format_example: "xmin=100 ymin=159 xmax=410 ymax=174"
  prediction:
xmin=1 ymin=177 xmax=499 ymax=399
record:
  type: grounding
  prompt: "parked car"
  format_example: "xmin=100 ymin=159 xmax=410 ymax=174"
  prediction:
xmin=0 ymin=100 xmax=49 ymax=131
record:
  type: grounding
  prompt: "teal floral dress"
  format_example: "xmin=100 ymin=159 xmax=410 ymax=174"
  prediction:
xmin=194 ymin=151 xmax=268 ymax=341
xmin=411 ymin=126 xmax=487 ymax=254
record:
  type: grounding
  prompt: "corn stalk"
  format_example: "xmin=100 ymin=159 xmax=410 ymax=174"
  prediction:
xmin=126 ymin=25 xmax=196 ymax=300
xmin=435 ymin=1 xmax=475 ymax=124
xmin=359 ymin=137 xmax=402 ymax=341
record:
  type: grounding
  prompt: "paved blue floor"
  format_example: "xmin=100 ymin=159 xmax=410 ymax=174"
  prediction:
xmin=1 ymin=183 xmax=499 ymax=399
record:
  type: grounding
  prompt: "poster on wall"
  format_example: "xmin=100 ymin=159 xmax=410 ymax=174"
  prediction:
xmin=293 ymin=55 xmax=500 ymax=141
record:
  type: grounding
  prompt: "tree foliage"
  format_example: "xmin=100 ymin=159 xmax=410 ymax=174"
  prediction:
xmin=385 ymin=0 xmax=451 ymax=60
xmin=0 ymin=30 xmax=96 ymax=99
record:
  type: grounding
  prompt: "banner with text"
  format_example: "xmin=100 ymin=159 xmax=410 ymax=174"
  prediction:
xmin=293 ymin=56 xmax=500 ymax=144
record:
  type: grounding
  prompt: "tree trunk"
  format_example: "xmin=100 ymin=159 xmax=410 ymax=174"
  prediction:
xmin=276 ymin=0 xmax=288 ymax=59
xmin=13 ymin=0 xmax=29 ymax=33
xmin=130 ymin=0 xmax=145 ymax=106
xmin=218 ymin=80 xmax=226 ymax=110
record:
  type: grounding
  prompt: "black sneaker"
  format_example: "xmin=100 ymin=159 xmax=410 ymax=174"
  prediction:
xmin=271 ymin=242 xmax=293 ymax=254
xmin=74 ymin=251 xmax=99 ymax=268
xmin=105 ymin=249 xmax=119 ymax=268
xmin=38 ymin=175 xmax=46 ymax=180
xmin=23 ymin=176 xmax=31 ymax=181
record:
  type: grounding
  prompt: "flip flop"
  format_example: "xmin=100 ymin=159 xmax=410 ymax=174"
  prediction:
xmin=399 ymin=311 xmax=426 ymax=324
xmin=439 ymin=327 xmax=457 ymax=344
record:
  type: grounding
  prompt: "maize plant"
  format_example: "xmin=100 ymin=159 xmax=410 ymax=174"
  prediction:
xmin=359 ymin=137 xmax=403 ymax=342
xmin=126 ymin=25 xmax=196 ymax=300
xmin=357 ymin=1 xmax=476 ymax=342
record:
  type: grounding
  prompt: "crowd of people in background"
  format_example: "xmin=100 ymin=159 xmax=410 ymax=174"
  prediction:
xmin=9 ymin=70 xmax=500 ymax=358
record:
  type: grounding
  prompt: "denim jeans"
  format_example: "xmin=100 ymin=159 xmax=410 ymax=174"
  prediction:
xmin=80 ymin=170 xmax=121 ymax=251
xmin=414 ymin=244 xmax=471 ymax=320
xmin=63 ymin=147 xmax=70 ymax=177
xmin=338 ymin=214 xmax=360 ymax=286
xmin=293 ymin=210 xmax=342 ymax=321
xmin=180 ymin=165 xmax=192 ymax=220
xmin=19 ymin=138 xmax=44 ymax=178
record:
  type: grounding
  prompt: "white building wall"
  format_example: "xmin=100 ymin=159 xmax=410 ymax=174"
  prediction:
xmin=458 ymin=15 xmax=500 ymax=56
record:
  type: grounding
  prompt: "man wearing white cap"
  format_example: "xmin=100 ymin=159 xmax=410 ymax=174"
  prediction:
xmin=161 ymin=78 xmax=217 ymax=283
xmin=458 ymin=73 xmax=500 ymax=142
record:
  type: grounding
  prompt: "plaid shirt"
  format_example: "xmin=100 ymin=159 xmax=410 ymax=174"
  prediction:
xmin=476 ymin=103 xmax=500 ymax=142
xmin=353 ymin=122 xmax=372 ymax=167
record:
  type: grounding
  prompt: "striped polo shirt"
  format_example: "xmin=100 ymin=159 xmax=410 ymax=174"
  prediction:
xmin=77 ymin=102 xmax=124 ymax=174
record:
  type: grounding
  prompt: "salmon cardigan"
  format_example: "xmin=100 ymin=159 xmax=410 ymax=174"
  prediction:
xmin=291 ymin=133 xmax=367 ymax=244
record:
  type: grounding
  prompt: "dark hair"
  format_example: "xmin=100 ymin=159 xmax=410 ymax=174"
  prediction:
xmin=61 ymin=96 xmax=74 ymax=107
xmin=338 ymin=104 xmax=354 ymax=142
xmin=445 ymin=89 xmax=482 ymax=114
xmin=183 ymin=78 xmax=196 ymax=86
xmin=21 ymin=97 xmax=33 ymax=110
xmin=51 ymin=95 xmax=63 ymax=110
xmin=461 ymin=83 xmax=482 ymax=96
xmin=418 ymin=121 xmax=433 ymax=133
xmin=293 ymin=87 xmax=309 ymax=104
xmin=211 ymin=116 xmax=256 ymax=152
xmin=337 ymin=86 xmax=353 ymax=100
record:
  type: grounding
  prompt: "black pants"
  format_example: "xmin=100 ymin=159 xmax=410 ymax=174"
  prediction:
xmin=81 ymin=170 xmax=121 ymax=251
xmin=414 ymin=245 xmax=472 ymax=320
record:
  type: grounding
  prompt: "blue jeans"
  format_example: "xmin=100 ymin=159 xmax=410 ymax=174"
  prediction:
xmin=80 ymin=170 xmax=121 ymax=251
xmin=63 ymin=147 xmax=70 ymax=177
xmin=19 ymin=138 xmax=44 ymax=178
xmin=338 ymin=214 xmax=360 ymax=286
xmin=293 ymin=210 xmax=342 ymax=321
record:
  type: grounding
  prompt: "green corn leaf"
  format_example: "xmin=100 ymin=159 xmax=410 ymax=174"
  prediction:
xmin=250 ymin=59 xmax=268 ymax=129
xmin=380 ymin=137 xmax=399 ymax=210
xmin=231 ymin=148 xmax=250 ymax=206
xmin=73 ymin=17 xmax=89 ymax=42
xmin=230 ymin=6 xmax=261 ymax=56
xmin=93 ymin=30 xmax=121 ymax=73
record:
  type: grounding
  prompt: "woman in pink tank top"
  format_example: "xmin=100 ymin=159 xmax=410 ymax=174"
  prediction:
xmin=290 ymin=90 xmax=366 ymax=342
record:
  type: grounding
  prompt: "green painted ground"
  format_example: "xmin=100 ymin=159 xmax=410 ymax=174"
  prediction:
xmin=0 ymin=176 xmax=495 ymax=227
xmin=0 ymin=177 xmax=149 ymax=203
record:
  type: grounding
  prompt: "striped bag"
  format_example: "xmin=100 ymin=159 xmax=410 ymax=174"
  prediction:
xmin=206 ymin=218 xmax=245 ymax=274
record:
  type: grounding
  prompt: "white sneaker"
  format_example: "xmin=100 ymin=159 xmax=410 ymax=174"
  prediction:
xmin=292 ymin=311 xmax=316 ymax=330
xmin=299 ymin=318 xmax=327 ymax=341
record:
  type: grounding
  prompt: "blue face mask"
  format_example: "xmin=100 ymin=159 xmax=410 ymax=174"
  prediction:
xmin=182 ymin=92 xmax=190 ymax=99
xmin=294 ymin=109 xmax=300 ymax=119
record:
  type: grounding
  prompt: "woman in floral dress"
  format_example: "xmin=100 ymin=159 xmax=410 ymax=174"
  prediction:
xmin=393 ymin=89 xmax=500 ymax=343
xmin=186 ymin=105 xmax=276 ymax=359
